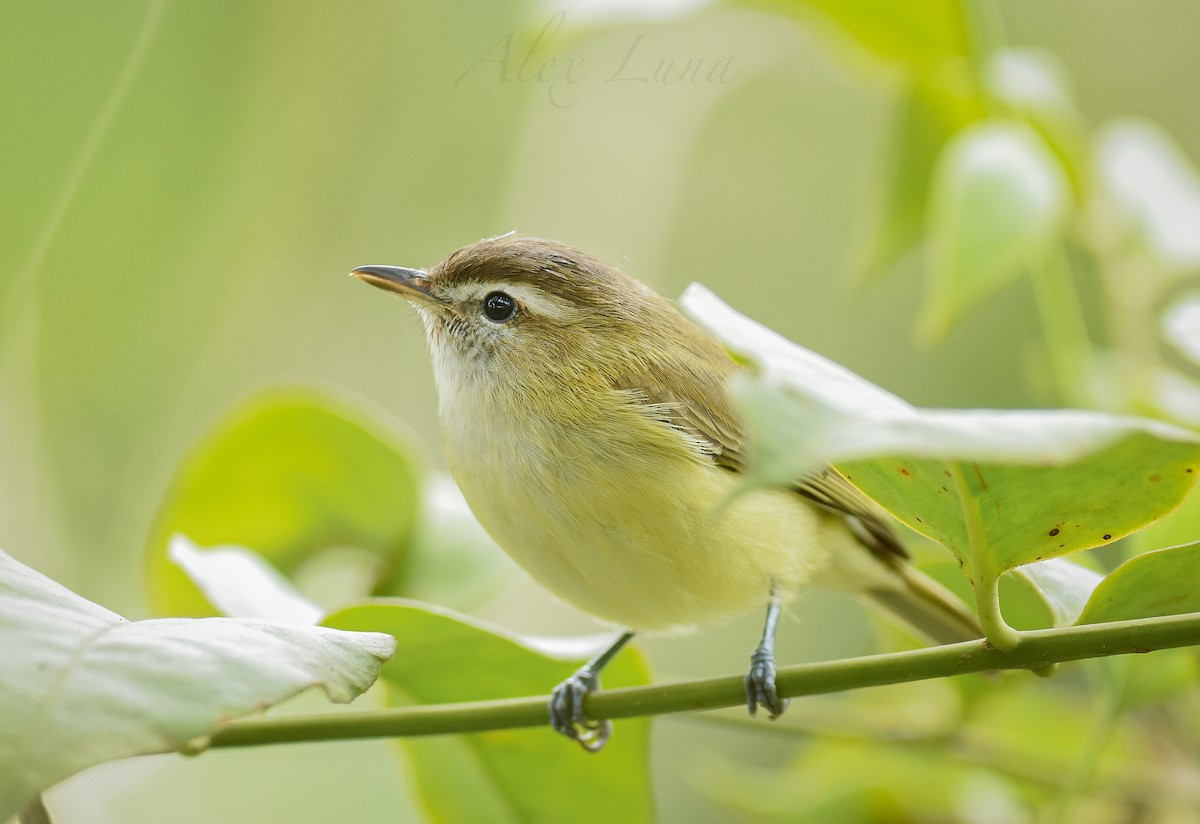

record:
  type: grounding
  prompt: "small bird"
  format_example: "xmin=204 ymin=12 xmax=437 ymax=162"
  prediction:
xmin=352 ymin=234 xmax=980 ymax=751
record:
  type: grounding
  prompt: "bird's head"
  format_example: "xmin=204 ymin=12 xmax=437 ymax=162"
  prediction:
xmin=352 ymin=234 xmax=687 ymax=396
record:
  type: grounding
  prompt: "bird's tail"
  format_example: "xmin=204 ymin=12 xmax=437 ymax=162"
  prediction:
xmin=862 ymin=562 xmax=982 ymax=645
xmin=802 ymin=477 xmax=983 ymax=645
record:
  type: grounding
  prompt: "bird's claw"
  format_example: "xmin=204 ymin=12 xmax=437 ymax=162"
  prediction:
xmin=745 ymin=647 xmax=788 ymax=719
xmin=549 ymin=669 xmax=611 ymax=752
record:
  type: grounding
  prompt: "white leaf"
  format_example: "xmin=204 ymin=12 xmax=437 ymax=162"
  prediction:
xmin=680 ymin=285 xmax=1200 ymax=577
xmin=682 ymin=283 xmax=1194 ymax=475
xmin=168 ymin=534 xmax=324 ymax=625
xmin=0 ymin=549 xmax=395 ymax=818
xmin=1013 ymin=558 xmax=1103 ymax=627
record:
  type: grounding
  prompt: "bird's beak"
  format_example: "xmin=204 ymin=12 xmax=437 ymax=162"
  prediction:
xmin=350 ymin=265 xmax=439 ymax=304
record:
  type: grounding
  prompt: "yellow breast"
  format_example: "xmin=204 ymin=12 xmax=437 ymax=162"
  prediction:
xmin=439 ymin=382 xmax=829 ymax=632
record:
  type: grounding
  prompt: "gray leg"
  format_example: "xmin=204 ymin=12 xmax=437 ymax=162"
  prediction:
xmin=549 ymin=631 xmax=634 ymax=752
xmin=745 ymin=588 xmax=788 ymax=718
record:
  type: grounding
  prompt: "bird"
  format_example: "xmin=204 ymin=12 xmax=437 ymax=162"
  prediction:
xmin=352 ymin=233 xmax=981 ymax=751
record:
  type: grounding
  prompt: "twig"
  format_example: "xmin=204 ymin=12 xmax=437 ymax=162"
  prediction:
xmin=207 ymin=611 xmax=1200 ymax=749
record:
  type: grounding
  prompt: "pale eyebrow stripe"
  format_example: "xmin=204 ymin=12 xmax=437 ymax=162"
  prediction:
xmin=440 ymin=281 xmax=579 ymax=321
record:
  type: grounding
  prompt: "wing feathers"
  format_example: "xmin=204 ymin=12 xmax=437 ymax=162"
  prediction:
xmin=613 ymin=348 xmax=908 ymax=563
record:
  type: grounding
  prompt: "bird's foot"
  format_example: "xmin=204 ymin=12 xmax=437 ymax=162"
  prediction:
xmin=549 ymin=667 xmax=611 ymax=752
xmin=745 ymin=646 xmax=788 ymax=719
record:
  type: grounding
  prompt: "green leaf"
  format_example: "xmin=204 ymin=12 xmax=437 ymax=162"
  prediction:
xmin=146 ymin=388 xmax=421 ymax=616
xmin=326 ymin=603 xmax=653 ymax=824
xmin=0 ymin=549 xmax=395 ymax=820
xmin=1138 ymin=479 xmax=1200 ymax=551
xmin=682 ymin=286 xmax=1200 ymax=642
xmin=922 ymin=120 xmax=1070 ymax=343
xmin=837 ymin=425 xmax=1197 ymax=578
xmin=1077 ymin=541 xmax=1200 ymax=624
xmin=684 ymin=284 xmax=1200 ymax=573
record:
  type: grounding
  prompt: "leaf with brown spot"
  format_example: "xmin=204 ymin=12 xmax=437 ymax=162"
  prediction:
xmin=683 ymin=286 xmax=1200 ymax=582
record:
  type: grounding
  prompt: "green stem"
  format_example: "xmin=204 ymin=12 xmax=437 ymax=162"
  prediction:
xmin=950 ymin=463 xmax=1021 ymax=650
xmin=1030 ymin=245 xmax=1095 ymax=409
xmin=977 ymin=572 xmax=1022 ymax=651
xmin=206 ymin=612 xmax=1200 ymax=750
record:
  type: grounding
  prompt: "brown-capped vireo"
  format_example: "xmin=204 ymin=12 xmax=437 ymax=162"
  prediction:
xmin=352 ymin=234 xmax=980 ymax=751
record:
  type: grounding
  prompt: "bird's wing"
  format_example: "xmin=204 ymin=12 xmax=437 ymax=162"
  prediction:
xmin=616 ymin=353 xmax=909 ymax=564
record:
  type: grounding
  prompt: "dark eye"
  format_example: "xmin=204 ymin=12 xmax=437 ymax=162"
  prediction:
xmin=483 ymin=291 xmax=516 ymax=322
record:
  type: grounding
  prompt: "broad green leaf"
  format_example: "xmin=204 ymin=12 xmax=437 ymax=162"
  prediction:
xmin=1162 ymin=292 xmax=1200 ymax=366
xmin=1096 ymin=118 xmax=1200 ymax=271
xmin=1077 ymin=541 xmax=1200 ymax=624
xmin=837 ymin=432 xmax=1196 ymax=577
xmin=147 ymin=388 xmax=420 ymax=616
xmin=0 ymin=549 xmax=395 ymax=820
xmin=921 ymin=120 xmax=1070 ymax=343
xmin=1138 ymin=476 xmax=1200 ymax=554
xmin=787 ymin=0 xmax=969 ymax=72
xmin=858 ymin=78 xmax=979 ymax=283
xmin=326 ymin=603 xmax=652 ymax=824
xmin=681 ymin=285 xmax=1200 ymax=582
xmin=168 ymin=535 xmax=323 ymax=625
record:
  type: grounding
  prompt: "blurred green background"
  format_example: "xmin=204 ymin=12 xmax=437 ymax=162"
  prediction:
xmin=4 ymin=1 xmax=1200 ymax=822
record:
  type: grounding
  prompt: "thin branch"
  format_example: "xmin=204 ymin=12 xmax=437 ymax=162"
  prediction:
xmin=207 ymin=611 xmax=1200 ymax=749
